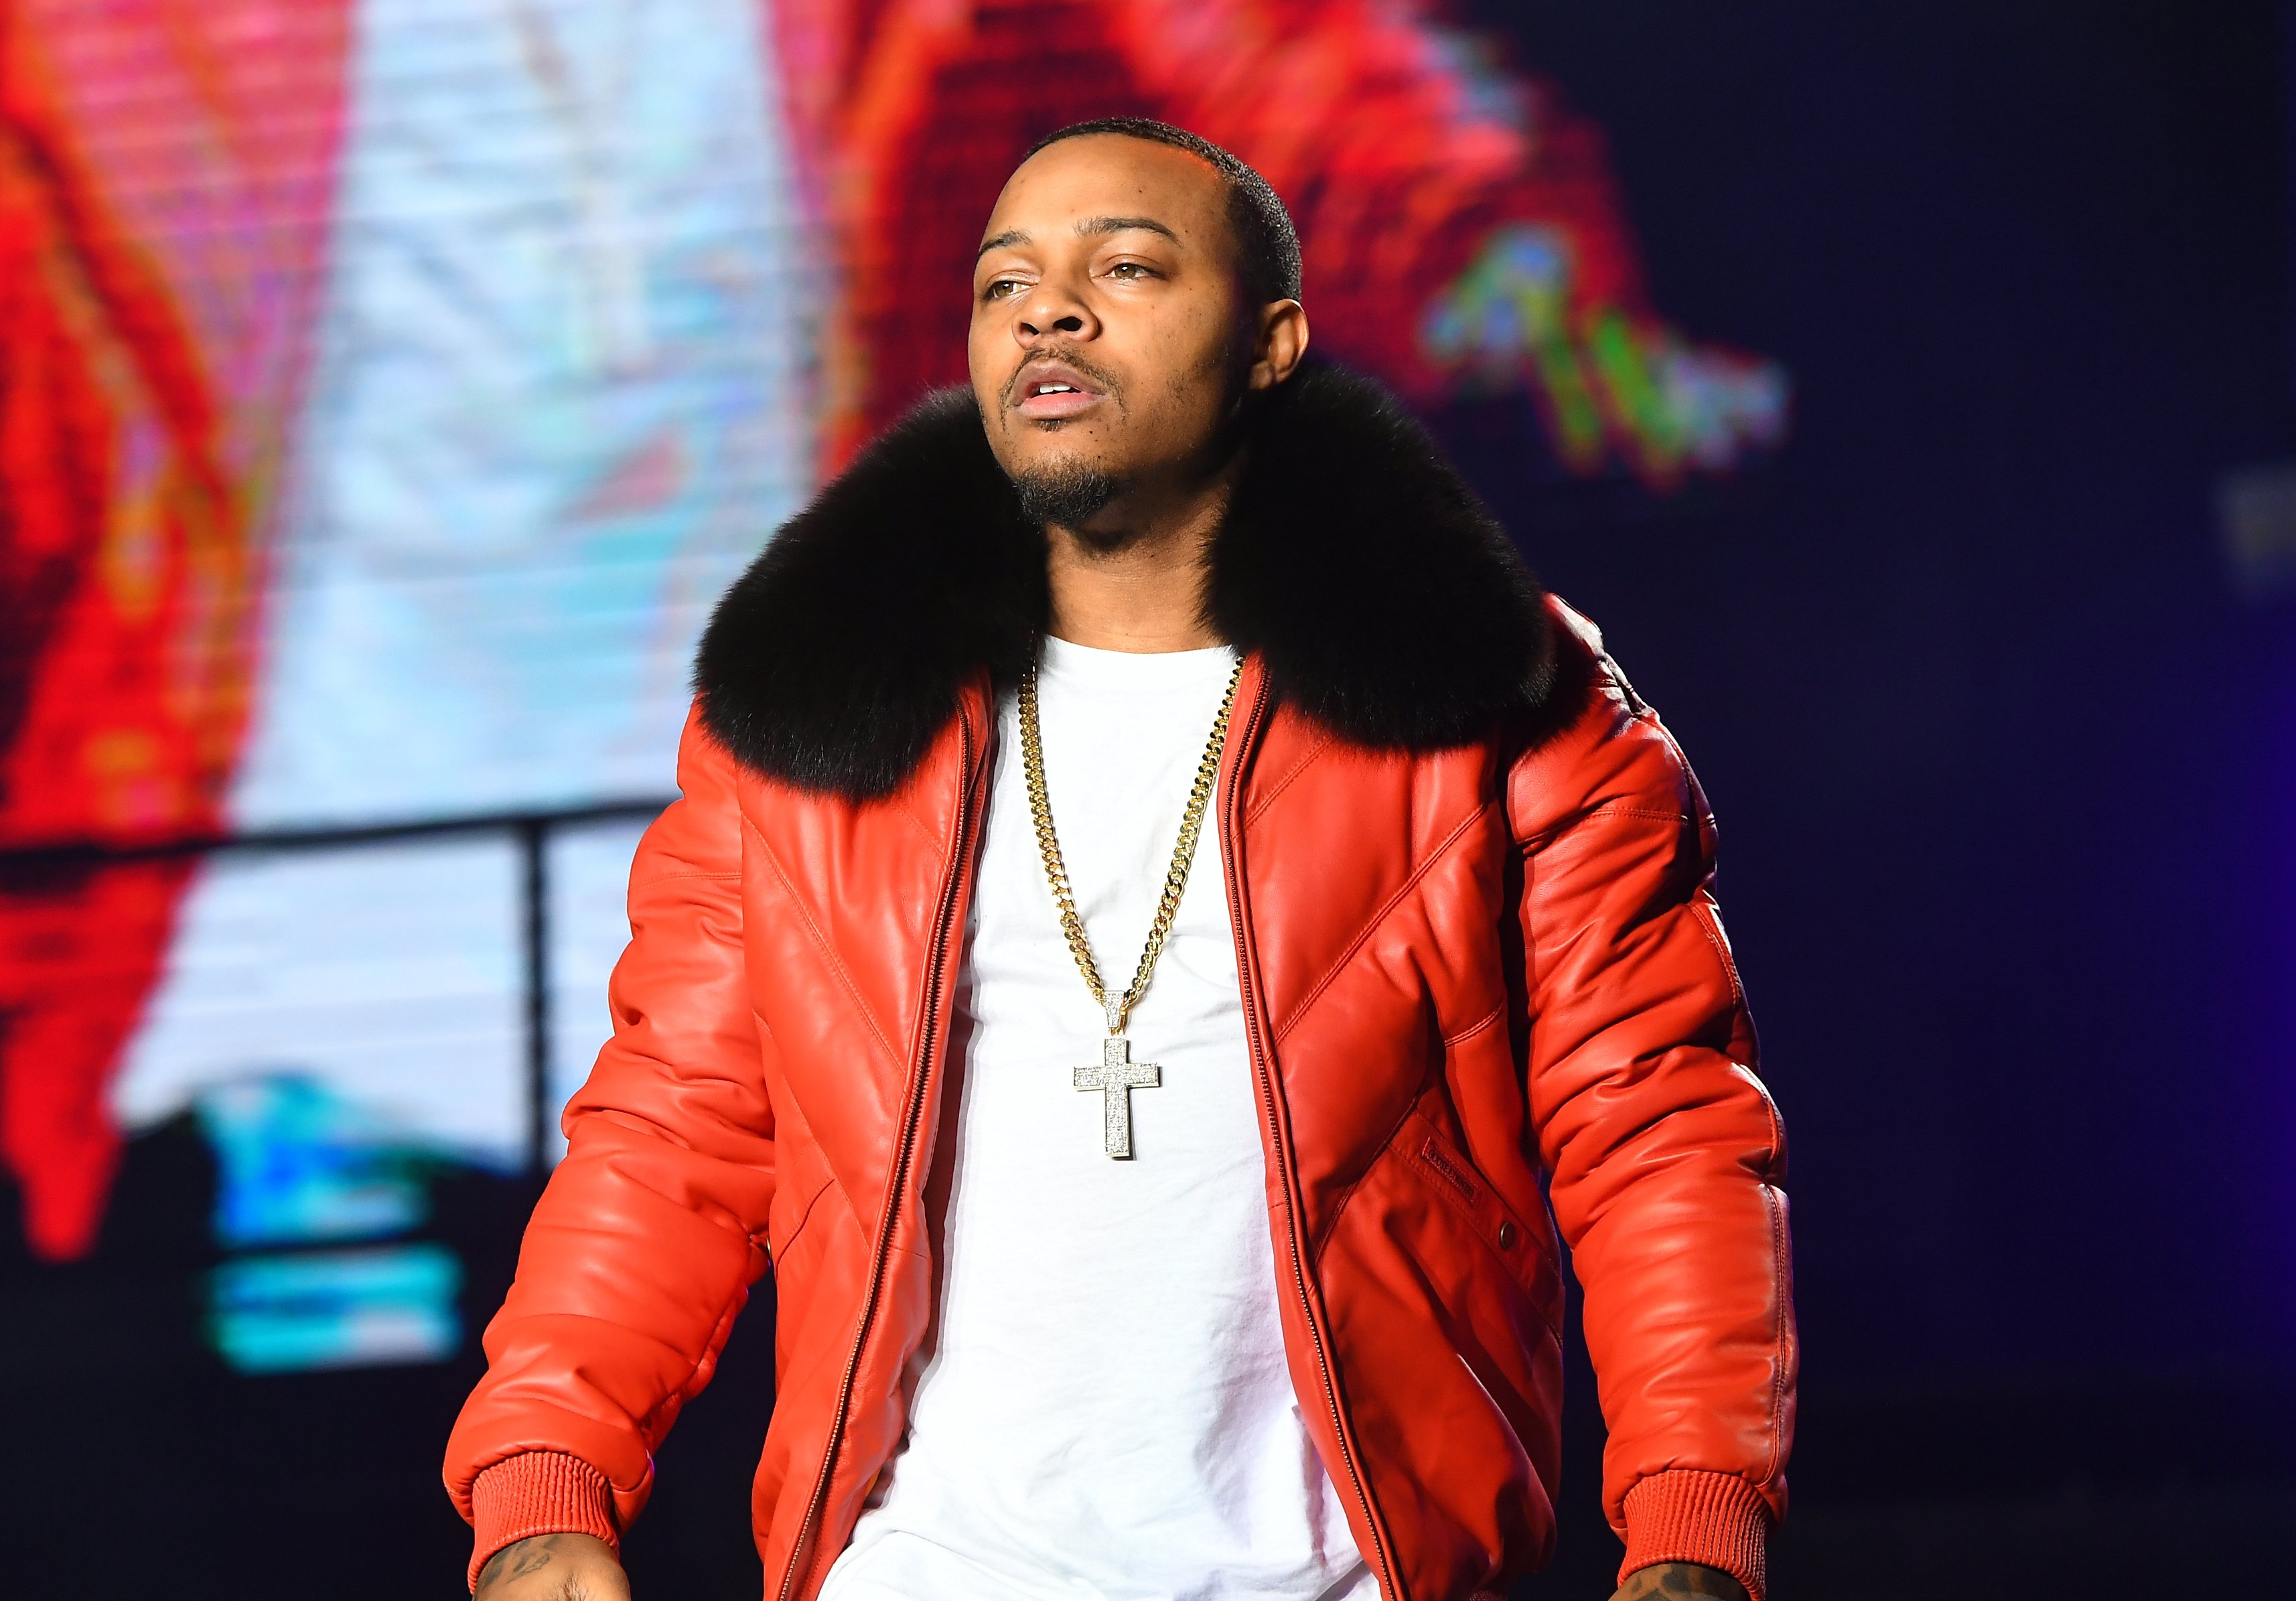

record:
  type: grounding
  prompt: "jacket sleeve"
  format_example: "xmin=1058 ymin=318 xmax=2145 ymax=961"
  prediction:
xmin=1508 ymin=606 xmax=1796 ymax=1600
xmin=443 ymin=705 xmax=776 ymax=1586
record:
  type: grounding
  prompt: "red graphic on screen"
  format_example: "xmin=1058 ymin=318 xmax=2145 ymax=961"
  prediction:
xmin=774 ymin=0 xmax=1783 ymax=478
xmin=0 ymin=0 xmax=353 ymax=1259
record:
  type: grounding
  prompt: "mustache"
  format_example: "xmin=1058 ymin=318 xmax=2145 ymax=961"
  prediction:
xmin=1004 ymin=348 xmax=1122 ymax=407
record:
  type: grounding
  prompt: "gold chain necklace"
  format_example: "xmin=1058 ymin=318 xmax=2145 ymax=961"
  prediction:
xmin=1018 ymin=645 xmax=1244 ymax=1158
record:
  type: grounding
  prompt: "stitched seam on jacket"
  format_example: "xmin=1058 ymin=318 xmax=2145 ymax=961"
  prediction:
xmin=510 ymin=1310 xmax=738 ymax=1448
xmin=1272 ymin=797 xmax=1496 ymax=1044
xmin=629 ymin=868 xmax=742 ymax=888
xmin=1515 ymin=800 xmax=1689 ymax=854
xmin=1244 ymin=727 xmax=1334 ymax=825
xmin=1690 ymin=899 xmax=1747 ymax=1010
xmin=1762 ymin=1181 xmax=1788 ymax=1486
xmin=1755 ymin=1076 xmax=1789 ymax=1489
xmin=762 ymin=1168 xmax=836 ymax=1262
xmin=642 ymin=1292 xmax=747 ymax=1438
xmin=890 ymin=793 xmax=944 ymax=853
xmin=1443 ymin=998 xmax=1506 ymax=1049
xmin=740 ymin=813 xmax=909 ymax=1078
xmin=1310 ymin=1093 xmax=1423 ymax=1274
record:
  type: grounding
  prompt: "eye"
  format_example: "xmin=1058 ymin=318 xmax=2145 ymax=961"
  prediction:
xmin=982 ymin=277 xmax=1025 ymax=301
xmin=1106 ymin=261 xmax=1154 ymax=280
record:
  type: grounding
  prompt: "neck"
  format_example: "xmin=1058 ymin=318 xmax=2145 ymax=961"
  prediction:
xmin=1042 ymin=459 xmax=1235 ymax=652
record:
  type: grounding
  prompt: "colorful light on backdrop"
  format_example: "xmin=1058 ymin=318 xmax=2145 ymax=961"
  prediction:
xmin=0 ymin=0 xmax=1784 ymax=1369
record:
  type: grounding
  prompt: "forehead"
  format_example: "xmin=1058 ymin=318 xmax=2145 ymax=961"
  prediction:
xmin=981 ymin=134 xmax=1231 ymax=249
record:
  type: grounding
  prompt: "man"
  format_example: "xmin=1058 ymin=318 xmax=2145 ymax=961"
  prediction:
xmin=445 ymin=120 xmax=1795 ymax=1601
xmin=0 ymin=0 xmax=1780 ymax=1276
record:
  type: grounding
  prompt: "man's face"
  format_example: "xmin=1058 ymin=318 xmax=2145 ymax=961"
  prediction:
xmin=968 ymin=135 xmax=1262 ymax=526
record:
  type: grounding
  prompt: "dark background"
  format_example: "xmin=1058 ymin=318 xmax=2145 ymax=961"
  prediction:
xmin=13 ymin=3 xmax=2296 ymax=1596
xmin=1460 ymin=0 xmax=2296 ymax=1380
xmin=1445 ymin=1 xmax=2296 ymax=1592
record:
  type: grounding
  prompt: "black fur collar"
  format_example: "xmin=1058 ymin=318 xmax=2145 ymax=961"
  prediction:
xmin=695 ymin=363 xmax=1555 ymax=798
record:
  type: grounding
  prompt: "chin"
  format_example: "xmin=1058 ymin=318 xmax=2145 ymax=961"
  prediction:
xmin=1007 ymin=425 xmax=1121 ymax=479
xmin=1009 ymin=448 xmax=1127 ymax=528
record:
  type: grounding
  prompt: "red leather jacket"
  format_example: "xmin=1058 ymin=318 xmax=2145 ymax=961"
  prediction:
xmin=445 ymin=369 xmax=1796 ymax=1600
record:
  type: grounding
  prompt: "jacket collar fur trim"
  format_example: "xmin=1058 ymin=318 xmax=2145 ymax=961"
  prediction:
xmin=694 ymin=363 xmax=1555 ymax=798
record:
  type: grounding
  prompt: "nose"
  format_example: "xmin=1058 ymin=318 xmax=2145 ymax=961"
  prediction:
xmin=1015 ymin=277 xmax=1099 ymax=345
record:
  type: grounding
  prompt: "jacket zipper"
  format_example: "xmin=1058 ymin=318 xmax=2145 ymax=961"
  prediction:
xmin=1218 ymin=669 xmax=1403 ymax=1601
xmin=774 ymin=706 xmax=983 ymax=1601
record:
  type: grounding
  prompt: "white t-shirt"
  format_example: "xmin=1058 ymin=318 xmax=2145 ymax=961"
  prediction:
xmin=818 ymin=637 xmax=1376 ymax=1601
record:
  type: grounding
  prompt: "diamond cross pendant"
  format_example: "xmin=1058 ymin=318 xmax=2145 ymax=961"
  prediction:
xmin=1074 ymin=997 xmax=1159 ymax=1158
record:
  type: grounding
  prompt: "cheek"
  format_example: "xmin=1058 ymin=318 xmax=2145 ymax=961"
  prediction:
xmin=1145 ymin=303 xmax=1237 ymax=392
xmin=1143 ymin=319 xmax=1238 ymax=430
xmin=966 ymin=317 xmax=997 ymax=394
xmin=966 ymin=327 xmax=1017 ymax=443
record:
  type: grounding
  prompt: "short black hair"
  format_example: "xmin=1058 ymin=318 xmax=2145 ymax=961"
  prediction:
xmin=1020 ymin=118 xmax=1303 ymax=307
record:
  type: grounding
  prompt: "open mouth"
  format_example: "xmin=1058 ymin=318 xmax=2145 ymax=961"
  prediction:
xmin=1013 ymin=362 xmax=1107 ymax=421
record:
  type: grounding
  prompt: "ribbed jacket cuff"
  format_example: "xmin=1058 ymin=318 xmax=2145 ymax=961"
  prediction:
xmin=1619 ymin=1468 xmax=1772 ymax=1601
xmin=466 ymin=1450 xmax=618 ymax=1592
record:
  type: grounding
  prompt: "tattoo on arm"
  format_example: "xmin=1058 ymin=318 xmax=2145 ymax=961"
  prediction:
xmin=1614 ymin=1561 xmax=1751 ymax=1601
xmin=475 ymin=1533 xmax=570 ymax=1596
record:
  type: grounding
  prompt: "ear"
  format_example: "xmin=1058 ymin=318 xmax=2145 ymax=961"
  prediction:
xmin=1247 ymin=299 xmax=1310 ymax=391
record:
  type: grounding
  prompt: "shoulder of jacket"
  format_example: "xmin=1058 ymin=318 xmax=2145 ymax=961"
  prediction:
xmin=1505 ymin=595 xmax=1703 ymax=839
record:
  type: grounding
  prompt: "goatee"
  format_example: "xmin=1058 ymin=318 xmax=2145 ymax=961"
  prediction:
xmin=1012 ymin=459 xmax=1124 ymax=532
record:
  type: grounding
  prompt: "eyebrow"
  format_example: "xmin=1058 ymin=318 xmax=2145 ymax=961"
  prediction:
xmin=975 ymin=214 xmax=1183 ymax=260
xmin=1078 ymin=214 xmax=1181 ymax=244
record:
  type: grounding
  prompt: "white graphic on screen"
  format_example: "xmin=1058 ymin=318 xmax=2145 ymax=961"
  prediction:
xmin=104 ymin=0 xmax=807 ymax=1369
xmin=232 ymin=0 xmax=811 ymax=826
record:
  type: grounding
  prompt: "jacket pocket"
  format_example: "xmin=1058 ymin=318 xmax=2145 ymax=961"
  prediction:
xmin=1324 ymin=1106 xmax=1566 ymax=1435
xmin=1313 ymin=1108 xmax=1567 ymax=1593
xmin=1398 ymin=1112 xmax=1562 ymax=1336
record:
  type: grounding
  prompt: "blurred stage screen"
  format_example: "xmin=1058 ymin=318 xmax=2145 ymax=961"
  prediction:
xmin=0 ymin=0 xmax=1782 ymax=1375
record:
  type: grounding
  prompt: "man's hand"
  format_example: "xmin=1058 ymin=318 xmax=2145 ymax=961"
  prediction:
xmin=472 ymin=1533 xmax=630 ymax=1601
xmin=1610 ymin=1561 xmax=1751 ymax=1601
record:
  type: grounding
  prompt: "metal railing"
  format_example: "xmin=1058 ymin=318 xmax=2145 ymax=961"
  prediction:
xmin=0 ymin=798 xmax=675 ymax=1176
